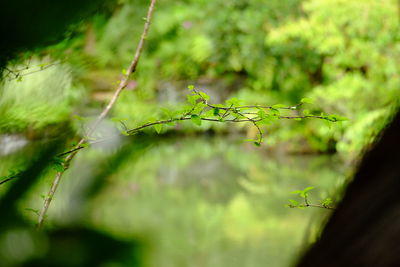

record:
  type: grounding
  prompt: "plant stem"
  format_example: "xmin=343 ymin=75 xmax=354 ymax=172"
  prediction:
xmin=36 ymin=0 xmax=158 ymax=229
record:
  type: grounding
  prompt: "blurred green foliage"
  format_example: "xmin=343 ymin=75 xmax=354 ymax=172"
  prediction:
xmin=1 ymin=0 xmax=397 ymax=161
xmin=0 ymin=61 xmax=82 ymax=133
xmin=9 ymin=136 xmax=344 ymax=267
xmin=1 ymin=0 xmax=398 ymax=265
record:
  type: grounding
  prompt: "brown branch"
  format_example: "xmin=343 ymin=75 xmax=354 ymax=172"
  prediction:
xmin=45 ymin=114 xmax=338 ymax=160
xmin=69 ymin=113 xmax=331 ymax=151
xmin=1 ymin=95 xmax=342 ymax=188
xmin=288 ymin=203 xmax=336 ymax=210
xmin=0 ymin=108 xmax=340 ymax=188
xmin=0 ymin=111 xmax=342 ymax=188
xmin=306 ymin=204 xmax=336 ymax=210
xmin=36 ymin=0 xmax=158 ymax=229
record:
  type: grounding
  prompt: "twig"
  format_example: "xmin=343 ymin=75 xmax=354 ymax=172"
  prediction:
xmin=0 ymin=173 xmax=20 ymax=185
xmin=288 ymin=194 xmax=336 ymax=210
xmin=0 ymin=109 xmax=341 ymax=187
xmin=3 ymin=62 xmax=64 ymax=80
xmin=235 ymin=110 xmax=263 ymax=144
xmin=305 ymin=203 xmax=336 ymax=210
xmin=36 ymin=0 xmax=158 ymax=229
xmin=57 ymin=113 xmax=330 ymax=157
xmin=0 ymin=111 xmax=341 ymax=188
xmin=1 ymin=92 xmax=343 ymax=187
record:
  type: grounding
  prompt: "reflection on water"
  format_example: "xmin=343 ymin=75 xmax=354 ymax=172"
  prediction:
xmin=0 ymin=135 xmax=347 ymax=267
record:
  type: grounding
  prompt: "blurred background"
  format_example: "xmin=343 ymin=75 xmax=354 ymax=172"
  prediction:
xmin=0 ymin=0 xmax=399 ymax=266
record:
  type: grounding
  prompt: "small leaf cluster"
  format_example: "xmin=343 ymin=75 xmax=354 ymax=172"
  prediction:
xmin=287 ymin=187 xmax=335 ymax=210
xmin=0 ymin=85 xmax=347 ymax=183
xmin=73 ymin=85 xmax=347 ymax=151
xmin=52 ymin=157 xmax=65 ymax=172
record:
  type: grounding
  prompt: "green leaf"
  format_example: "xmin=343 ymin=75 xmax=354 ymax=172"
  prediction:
xmin=191 ymin=114 xmax=202 ymax=126
xmin=199 ymin=91 xmax=210 ymax=101
xmin=161 ymin=108 xmax=173 ymax=118
xmin=270 ymin=108 xmax=280 ymax=116
xmin=300 ymin=97 xmax=314 ymax=104
xmin=53 ymin=157 xmax=64 ymax=164
xmin=187 ymin=94 xmax=200 ymax=105
xmin=233 ymin=113 xmax=246 ymax=120
xmin=327 ymin=114 xmax=348 ymax=122
xmin=121 ymin=130 xmax=130 ymax=136
xmin=166 ymin=120 xmax=176 ymax=126
xmin=203 ymin=109 xmax=215 ymax=117
xmin=154 ymin=124 xmax=163 ymax=134
xmin=289 ymin=199 xmax=299 ymax=206
xmin=257 ymin=109 xmax=267 ymax=119
xmin=296 ymin=186 xmax=315 ymax=198
xmin=272 ymin=104 xmax=287 ymax=109
xmin=244 ymin=139 xmax=258 ymax=143
xmin=25 ymin=208 xmax=39 ymax=216
xmin=162 ymin=108 xmax=181 ymax=119
xmin=80 ymin=143 xmax=89 ymax=148
xmin=225 ymin=97 xmax=240 ymax=106
xmin=258 ymin=117 xmax=273 ymax=125
xmin=253 ymin=142 xmax=261 ymax=147
xmin=192 ymin=103 xmax=206 ymax=114
xmin=321 ymin=197 xmax=333 ymax=207
xmin=52 ymin=163 xmax=64 ymax=172
xmin=304 ymin=186 xmax=315 ymax=193
xmin=188 ymin=85 xmax=195 ymax=90
xmin=291 ymin=190 xmax=303 ymax=195
xmin=213 ymin=108 xmax=220 ymax=116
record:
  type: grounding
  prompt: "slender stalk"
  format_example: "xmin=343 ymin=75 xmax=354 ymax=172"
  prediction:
xmin=36 ymin=0 xmax=158 ymax=229
xmin=0 ymin=174 xmax=20 ymax=185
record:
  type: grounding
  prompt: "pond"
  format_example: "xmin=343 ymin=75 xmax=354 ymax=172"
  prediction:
xmin=0 ymin=134 xmax=347 ymax=267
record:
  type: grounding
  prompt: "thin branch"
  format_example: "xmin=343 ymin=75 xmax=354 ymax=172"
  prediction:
xmin=306 ymin=203 xmax=336 ymax=210
xmin=36 ymin=0 xmax=158 ymax=229
xmin=0 ymin=109 xmax=341 ymax=188
xmin=0 ymin=112 xmax=342 ymax=188
xmin=235 ymin=110 xmax=263 ymax=144
xmin=1 ymin=87 xmax=344 ymax=188
xmin=57 ymin=114 xmax=330 ymax=157
xmin=0 ymin=173 xmax=20 ymax=185
xmin=3 ymin=61 xmax=64 ymax=80
xmin=288 ymin=194 xmax=336 ymax=210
